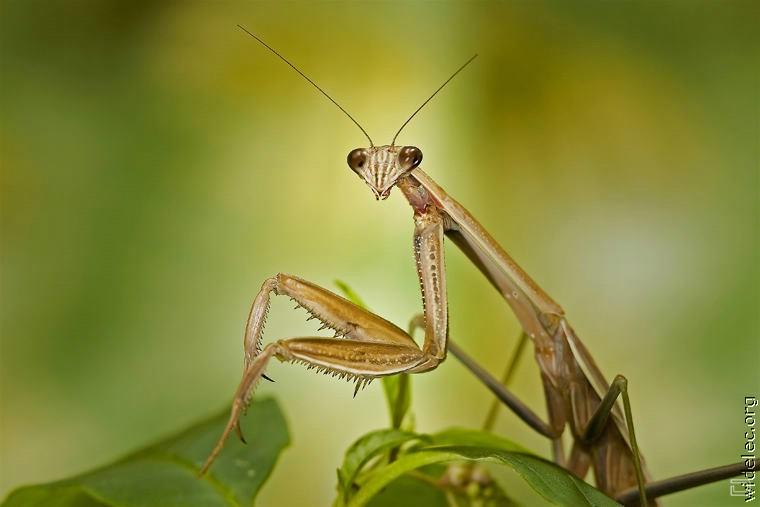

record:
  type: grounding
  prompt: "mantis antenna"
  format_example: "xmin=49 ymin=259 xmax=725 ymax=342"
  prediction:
xmin=391 ymin=53 xmax=478 ymax=146
xmin=237 ymin=24 xmax=374 ymax=147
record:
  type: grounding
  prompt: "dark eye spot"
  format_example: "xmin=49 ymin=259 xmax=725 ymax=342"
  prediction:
xmin=347 ymin=148 xmax=368 ymax=173
xmin=398 ymin=146 xmax=423 ymax=171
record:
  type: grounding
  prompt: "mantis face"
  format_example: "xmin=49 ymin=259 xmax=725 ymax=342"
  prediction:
xmin=347 ymin=145 xmax=423 ymax=200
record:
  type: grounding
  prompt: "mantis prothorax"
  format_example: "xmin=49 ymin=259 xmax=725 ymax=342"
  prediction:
xmin=199 ymin=25 xmax=749 ymax=506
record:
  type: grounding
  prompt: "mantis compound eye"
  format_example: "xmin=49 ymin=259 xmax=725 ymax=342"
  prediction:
xmin=347 ymin=148 xmax=368 ymax=173
xmin=398 ymin=146 xmax=423 ymax=171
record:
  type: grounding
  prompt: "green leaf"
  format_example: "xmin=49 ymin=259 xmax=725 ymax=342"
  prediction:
xmin=427 ymin=427 xmax=530 ymax=454
xmin=347 ymin=446 xmax=620 ymax=507
xmin=334 ymin=280 xmax=369 ymax=308
xmin=2 ymin=398 xmax=290 ymax=507
xmin=334 ymin=280 xmax=412 ymax=430
xmin=366 ymin=468 xmax=522 ymax=507
xmin=337 ymin=429 xmax=427 ymax=496
xmin=366 ymin=474 xmax=447 ymax=507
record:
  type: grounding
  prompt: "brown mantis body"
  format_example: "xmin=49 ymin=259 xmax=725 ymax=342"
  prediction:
xmin=199 ymin=26 xmax=747 ymax=506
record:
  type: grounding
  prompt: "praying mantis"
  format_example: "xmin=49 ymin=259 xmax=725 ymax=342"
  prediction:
xmin=199 ymin=25 xmax=748 ymax=506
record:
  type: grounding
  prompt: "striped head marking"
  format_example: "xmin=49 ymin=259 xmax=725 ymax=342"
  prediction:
xmin=347 ymin=145 xmax=423 ymax=200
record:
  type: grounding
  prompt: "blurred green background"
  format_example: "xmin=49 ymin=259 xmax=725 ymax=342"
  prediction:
xmin=1 ymin=1 xmax=758 ymax=506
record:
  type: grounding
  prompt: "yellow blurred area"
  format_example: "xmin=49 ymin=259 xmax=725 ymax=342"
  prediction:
xmin=1 ymin=1 xmax=758 ymax=506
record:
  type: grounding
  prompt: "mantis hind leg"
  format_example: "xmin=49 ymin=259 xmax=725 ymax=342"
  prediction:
xmin=615 ymin=462 xmax=750 ymax=506
xmin=579 ymin=375 xmax=649 ymax=506
xmin=580 ymin=377 xmax=749 ymax=505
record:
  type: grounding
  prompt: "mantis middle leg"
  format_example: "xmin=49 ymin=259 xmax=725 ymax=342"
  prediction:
xmin=482 ymin=332 xmax=529 ymax=432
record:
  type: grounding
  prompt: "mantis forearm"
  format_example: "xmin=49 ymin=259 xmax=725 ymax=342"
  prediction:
xmin=411 ymin=207 xmax=449 ymax=364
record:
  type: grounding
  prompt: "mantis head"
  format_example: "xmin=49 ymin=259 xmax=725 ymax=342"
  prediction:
xmin=347 ymin=145 xmax=423 ymax=200
xmin=235 ymin=26 xmax=474 ymax=199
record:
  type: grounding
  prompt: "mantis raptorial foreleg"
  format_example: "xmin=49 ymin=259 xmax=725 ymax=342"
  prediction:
xmin=200 ymin=334 xmax=423 ymax=475
xmin=201 ymin=211 xmax=449 ymax=474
